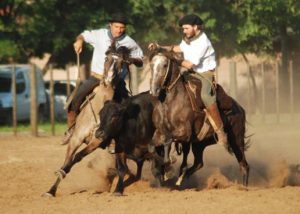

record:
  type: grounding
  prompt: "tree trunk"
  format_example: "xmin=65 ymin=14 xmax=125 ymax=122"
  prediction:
xmin=241 ymin=54 xmax=259 ymax=112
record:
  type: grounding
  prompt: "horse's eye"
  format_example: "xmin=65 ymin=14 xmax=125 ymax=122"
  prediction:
xmin=163 ymin=64 xmax=168 ymax=68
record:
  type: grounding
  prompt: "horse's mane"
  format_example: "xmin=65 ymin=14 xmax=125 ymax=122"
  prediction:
xmin=105 ymin=43 xmax=130 ymax=60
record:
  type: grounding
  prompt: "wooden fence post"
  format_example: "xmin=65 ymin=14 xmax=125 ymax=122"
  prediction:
xmin=11 ymin=63 xmax=17 ymax=135
xmin=275 ymin=62 xmax=280 ymax=123
xmin=289 ymin=60 xmax=294 ymax=122
xmin=30 ymin=64 xmax=38 ymax=136
xmin=66 ymin=64 xmax=71 ymax=97
xmin=49 ymin=64 xmax=55 ymax=135
xmin=246 ymin=64 xmax=251 ymax=117
xmin=261 ymin=63 xmax=266 ymax=123
xmin=229 ymin=61 xmax=237 ymax=100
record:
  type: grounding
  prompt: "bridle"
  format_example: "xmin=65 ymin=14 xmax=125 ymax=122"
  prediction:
xmin=103 ymin=51 xmax=127 ymax=86
xmin=157 ymin=54 xmax=181 ymax=92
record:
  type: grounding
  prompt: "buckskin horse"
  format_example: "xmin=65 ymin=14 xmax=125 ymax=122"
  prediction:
xmin=44 ymin=43 xmax=132 ymax=197
xmin=149 ymin=49 xmax=250 ymax=186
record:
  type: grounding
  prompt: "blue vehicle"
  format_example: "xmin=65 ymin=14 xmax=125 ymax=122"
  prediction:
xmin=0 ymin=64 xmax=47 ymax=124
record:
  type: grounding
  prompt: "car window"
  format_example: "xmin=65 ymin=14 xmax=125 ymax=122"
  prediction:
xmin=0 ymin=77 xmax=11 ymax=92
xmin=54 ymin=83 xmax=68 ymax=95
xmin=16 ymin=71 xmax=25 ymax=80
xmin=16 ymin=82 xmax=26 ymax=94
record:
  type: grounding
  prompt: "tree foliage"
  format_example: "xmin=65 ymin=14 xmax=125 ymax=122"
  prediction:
xmin=1 ymin=0 xmax=300 ymax=72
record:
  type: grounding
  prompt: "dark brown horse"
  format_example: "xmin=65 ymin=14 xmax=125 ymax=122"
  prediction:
xmin=44 ymin=44 xmax=131 ymax=197
xmin=149 ymin=49 xmax=250 ymax=186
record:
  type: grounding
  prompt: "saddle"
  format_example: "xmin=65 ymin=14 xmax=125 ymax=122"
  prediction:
xmin=183 ymin=74 xmax=233 ymax=112
xmin=79 ymin=85 xmax=100 ymax=111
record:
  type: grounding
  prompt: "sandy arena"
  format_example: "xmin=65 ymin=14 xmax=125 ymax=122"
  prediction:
xmin=0 ymin=119 xmax=300 ymax=214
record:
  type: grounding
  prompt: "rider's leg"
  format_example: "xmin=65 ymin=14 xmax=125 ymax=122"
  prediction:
xmin=199 ymin=72 xmax=227 ymax=146
xmin=63 ymin=76 xmax=100 ymax=143
xmin=205 ymin=103 xmax=227 ymax=146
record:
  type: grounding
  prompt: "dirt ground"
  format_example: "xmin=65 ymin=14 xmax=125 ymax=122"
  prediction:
xmin=0 ymin=119 xmax=300 ymax=214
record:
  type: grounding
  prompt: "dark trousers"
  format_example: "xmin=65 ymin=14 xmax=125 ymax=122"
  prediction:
xmin=69 ymin=76 xmax=100 ymax=114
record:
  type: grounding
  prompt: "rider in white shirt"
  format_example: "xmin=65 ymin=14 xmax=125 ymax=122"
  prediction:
xmin=148 ymin=14 xmax=227 ymax=146
xmin=64 ymin=13 xmax=143 ymax=143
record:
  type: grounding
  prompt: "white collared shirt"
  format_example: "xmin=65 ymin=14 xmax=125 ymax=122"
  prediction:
xmin=81 ymin=28 xmax=143 ymax=75
xmin=179 ymin=32 xmax=216 ymax=73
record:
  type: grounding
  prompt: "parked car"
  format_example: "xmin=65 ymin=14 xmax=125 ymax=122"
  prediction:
xmin=0 ymin=64 xmax=47 ymax=124
xmin=44 ymin=80 xmax=75 ymax=121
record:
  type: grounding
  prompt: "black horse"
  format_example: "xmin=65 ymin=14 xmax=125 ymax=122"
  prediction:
xmin=149 ymin=49 xmax=250 ymax=186
xmin=44 ymin=44 xmax=131 ymax=197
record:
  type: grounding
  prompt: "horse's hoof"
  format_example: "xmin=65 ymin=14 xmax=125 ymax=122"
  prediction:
xmin=42 ymin=192 xmax=55 ymax=198
xmin=112 ymin=192 xmax=123 ymax=197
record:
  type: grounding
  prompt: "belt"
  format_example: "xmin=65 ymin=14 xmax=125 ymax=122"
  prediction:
xmin=206 ymin=69 xmax=215 ymax=73
xmin=91 ymin=72 xmax=103 ymax=80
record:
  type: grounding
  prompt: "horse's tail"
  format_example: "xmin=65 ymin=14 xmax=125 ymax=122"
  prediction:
xmin=224 ymin=101 xmax=252 ymax=154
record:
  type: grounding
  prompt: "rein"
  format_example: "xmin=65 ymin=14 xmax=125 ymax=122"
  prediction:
xmin=161 ymin=58 xmax=181 ymax=92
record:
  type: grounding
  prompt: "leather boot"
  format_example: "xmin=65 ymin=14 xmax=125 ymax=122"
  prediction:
xmin=61 ymin=111 xmax=77 ymax=144
xmin=206 ymin=103 xmax=227 ymax=146
xmin=67 ymin=111 xmax=77 ymax=128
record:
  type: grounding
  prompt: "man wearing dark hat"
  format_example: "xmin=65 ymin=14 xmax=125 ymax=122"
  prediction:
xmin=148 ymin=14 xmax=227 ymax=146
xmin=63 ymin=13 xmax=143 ymax=143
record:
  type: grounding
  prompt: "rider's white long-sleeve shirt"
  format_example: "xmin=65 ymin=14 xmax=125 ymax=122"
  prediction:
xmin=179 ymin=32 xmax=216 ymax=73
xmin=81 ymin=28 xmax=143 ymax=75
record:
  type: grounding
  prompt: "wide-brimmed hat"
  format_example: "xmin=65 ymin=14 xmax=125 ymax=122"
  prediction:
xmin=178 ymin=14 xmax=203 ymax=26
xmin=108 ymin=13 xmax=129 ymax=25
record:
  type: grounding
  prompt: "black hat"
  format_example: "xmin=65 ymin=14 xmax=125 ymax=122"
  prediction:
xmin=108 ymin=13 xmax=129 ymax=25
xmin=178 ymin=14 xmax=203 ymax=27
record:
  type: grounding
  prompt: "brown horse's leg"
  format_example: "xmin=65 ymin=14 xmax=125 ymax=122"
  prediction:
xmin=177 ymin=139 xmax=214 ymax=186
xmin=176 ymin=143 xmax=190 ymax=186
xmin=179 ymin=143 xmax=190 ymax=175
xmin=227 ymin=122 xmax=250 ymax=186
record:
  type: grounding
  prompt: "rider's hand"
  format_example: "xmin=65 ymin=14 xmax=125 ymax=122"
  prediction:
xmin=73 ymin=38 xmax=83 ymax=54
xmin=148 ymin=42 xmax=160 ymax=51
xmin=181 ymin=60 xmax=194 ymax=70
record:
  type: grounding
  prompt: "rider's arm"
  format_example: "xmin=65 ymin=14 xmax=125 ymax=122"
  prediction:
xmin=171 ymin=45 xmax=193 ymax=69
xmin=148 ymin=43 xmax=180 ymax=52
xmin=73 ymin=35 xmax=84 ymax=54
xmin=180 ymin=60 xmax=194 ymax=70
